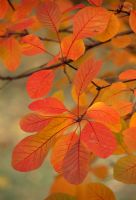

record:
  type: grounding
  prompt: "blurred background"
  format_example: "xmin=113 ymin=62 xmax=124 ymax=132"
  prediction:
xmin=0 ymin=0 xmax=136 ymax=199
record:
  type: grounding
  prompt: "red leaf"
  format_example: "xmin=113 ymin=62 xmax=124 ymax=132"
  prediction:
xmin=21 ymin=34 xmax=46 ymax=56
xmin=26 ymin=70 xmax=54 ymax=99
xmin=73 ymin=7 xmax=111 ymax=39
xmin=88 ymin=0 xmax=103 ymax=6
xmin=62 ymin=138 xmax=90 ymax=184
xmin=12 ymin=118 xmax=70 ymax=172
xmin=36 ymin=0 xmax=61 ymax=31
xmin=29 ymin=97 xmax=67 ymax=115
xmin=81 ymin=122 xmax=117 ymax=158
xmin=51 ymin=133 xmax=78 ymax=174
xmin=9 ymin=17 xmax=35 ymax=31
xmin=119 ymin=69 xmax=136 ymax=81
xmin=0 ymin=0 xmax=8 ymax=19
xmin=74 ymin=58 xmax=102 ymax=95
xmin=20 ymin=113 xmax=51 ymax=132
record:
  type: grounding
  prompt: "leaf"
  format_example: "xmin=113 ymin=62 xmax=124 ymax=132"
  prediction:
xmin=91 ymin=165 xmax=108 ymax=179
xmin=88 ymin=0 xmax=103 ymax=6
xmin=62 ymin=138 xmax=90 ymax=184
xmin=0 ymin=0 xmax=8 ymax=19
xmin=85 ymin=183 xmax=116 ymax=200
xmin=29 ymin=97 xmax=67 ymax=115
xmin=50 ymin=176 xmax=76 ymax=196
xmin=36 ymin=0 xmax=61 ymax=31
xmin=45 ymin=193 xmax=76 ymax=200
xmin=12 ymin=118 xmax=70 ymax=172
xmin=61 ymin=35 xmax=85 ymax=61
xmin=123 ymin=127 xmax=136 ymax=151
xmin=9 ymin=17 xmax=35 ymax=31
xmin=119 ymin=69 xmax=136 ymax=81
xmin=129 ymin=10 xmax=136 ymax=33
xmin=111 ymin=101 xmax=133 ymax=117
xmin=114 ymin=155 xmax=136 ymax=184
xmin=0 ymin=37 xmax=21 ymax=71
xmin=130 ymin=112 xmax=136 ymax=127
xmin=73 ymin=7 xmax=111 ymax=39
xmin=20 ymin=113 xmax=51 ymax=132
xmin=111 ymin=35 xmax=132 ymax=48
xmin=81 ymin=122 xmax=117 ymax=158
xmin=21 ymin=34 xmax=46 ymax=56
xmin=51 ymin=133 xmax=78 ymax=174
xmin=74 ymin=58 xmax=102 ymax=96
xmin=87 ymin=102 xmax=121 ymax=132
xmin=26 ymin=70 xmax=54 ymax=99
xmin=94 ymin=14 xmax=120 ymax=42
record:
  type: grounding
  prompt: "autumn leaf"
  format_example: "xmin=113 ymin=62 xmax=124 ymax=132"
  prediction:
xmin=20 ymin=113 xmax=51 ymax=132
xmin=81 ymin=121 xmax=117 ymax=158
xmin=12 ymin=118 xmax=71 ymax=172
xmin=45 ymin=193 xmax=76 ymax=200
xmin=0 ymin=37 xmax=21 ymax=71
xmin=61 ymin=35 xmax=85 ymax=60
xmin=73 ymin=7 xmax=111 ymax=39
xmin=26 ymin=70 xmax=55 ymax=98
xmin=0 ymin=0 xmax=8 ymax=19
xmin=129 ymin=10 xmax=136 ymax=33
xmin=119 ymin=69 xmax=136 ymax=81
xmin=21 ymin=34 xmax=46 ymax=56
xmin=88 ymin=0 xmax=103 ymax=6
xmin=74 ymin=58 xmax=102 ymax=96
xmin=36 ymin=0 xmax=61 ymax=31
xmin=29 ymin=97 xmax=67 ymax=115
xmin=114 ymin=155 xmax=136 ymax=184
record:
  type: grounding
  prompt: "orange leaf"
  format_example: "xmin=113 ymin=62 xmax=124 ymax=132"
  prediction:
xmin=114 ymin=155 xmax=136 ymax=184
xmin=61 ymin=35 xmax=85 ymax=61
xmin=91 ymin=165 xmax=108 ymax=179
xmin=130 ymin=112 xmax=136 ymax=127
xmin=111 ymin=101 xmax=133 ymax=117
xmin=12 ymin=118 xmax=70 ymax=172
xmin=21 ymin=34 xmax=46 ymax=56
xmin=45 ymin=193 xmax=76 ymax=200
xmin=111 ymin=35 xmax=132 ymax=48
xmin=26 ymin=70 xmax=54 ymax=99
xmin=0 ymin=37 xmax=21 ymax=71
xmin=36 ymin=0 xmax=61 ymax=31
xmin=20 ymin=113 xmax=51 ymax=132
xmin=29 ymin=97 xmax=67 ymax=115
xmin=119 ymin=69 xmax=136 ymax=81
xmin=88 ymin=102 xmax=121 ymax=132
xmin=62 ymin=138 xmax=90 ymax=184
xmin=123 ymin=127 xmax=136 ymax=151
xmin=73 ymin=7 xmax=111 ymax=39
xmin=51 ymin=133 xmax=78 ymax=174
xmin=85 ymin=183 xmax=116 ymax=200
xmin=9 ymin=17 xmax=35 ymax=31
xmin=129 ymin=10 xmax=136 ymax=33
xmin=88 ymin=0 xmax=103 ymax=6
xmin=74 ymin=58 xmax=102 ymax=96
xmin=81 ymin=122 xmax=117 ymax=158
xmin=0 ymin=0 xmax=8 ymax=19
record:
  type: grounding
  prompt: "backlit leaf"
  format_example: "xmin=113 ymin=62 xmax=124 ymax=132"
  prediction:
xmin=130 ymin=112 xmax=136 ymax=127
xmin=0 ymin=37 xmax=21 ymax=71
xmin=74 ymin=58 xmax=102 ymax=96
xmin=61 ymin=35 xmax=85 ymax=61
xmin=20 ymin=113 xmax=51 ymax=132
xmin=114 ymin=155 xmax=136 ymax=184
xmin=26 ymin=70 xmax=54 ymax=99
xmin=12 ymin=118 xmax=70 ymax=172
xmin=95 ymin=14 xmax=120 ymax=42
xmin=88 ymin=102 xmax=121 ymax=132
xmin=81 ymin=122 xmax=117 ymax=158
xmin=123 ymin=127 xmax=136 ymax=151
xmin=21 ymin=34 xmax=46 ymax=56
xmin=85 ymin=183 xmax=116 ymax=200
xmin=36 ymin=0 xmax=61 ymax=31
xmin=119 ymin=69 xmax=136 ymax=81
xmin=73 ymin=7 xmax=111 ymax=39
xmin=0 ymin=0 xmax=8 ymax=19
xmin=29 ymin=97 xmax=67 ymax=115
xmin=129 ymin=10 xmax=136 ymax=33
xmin=45 ymin=193 xmax=76 ymax=200
xmin=88 ymin=0 xmax=103 ymax=6
xmin=62 ymin=138 xmax=90 ymax=184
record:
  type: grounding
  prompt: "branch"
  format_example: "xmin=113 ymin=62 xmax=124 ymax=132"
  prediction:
xmin=7 ymin=0 xmax=15 ymax=11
